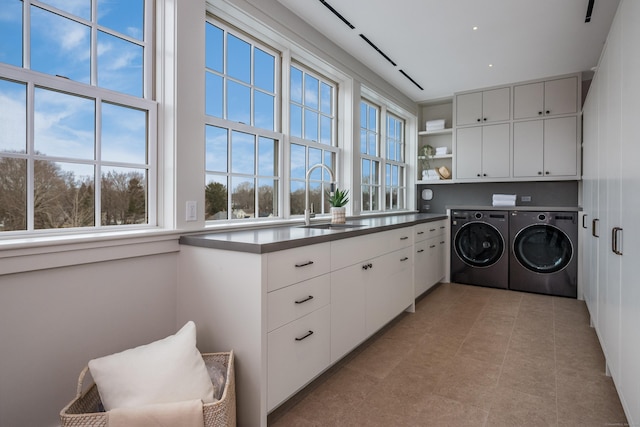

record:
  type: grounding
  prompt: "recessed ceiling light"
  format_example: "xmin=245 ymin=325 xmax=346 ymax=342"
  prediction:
xmin=472 ymin=26 xmax=478 ymax=30
xmin=489 ymin=64 xmax=493 ymax=67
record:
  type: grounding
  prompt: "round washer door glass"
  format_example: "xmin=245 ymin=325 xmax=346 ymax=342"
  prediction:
xmin=513 ymin=224 xmax=572 ymax=273
xmin=454 ymin=222 xmax=504 ymax=267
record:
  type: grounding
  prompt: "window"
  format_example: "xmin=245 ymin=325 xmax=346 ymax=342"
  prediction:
xmin=0 ymin=0 xmax=155 ymax=234
xmin=204 ymin=20 xmax=280 ymax=220
xmin=385 ymin=114 xmax=406 ymax=210
xmin=360 ymin=100 xmax=380 ymax=211
xmin=360 ymin=99 xmax=407 ymax=212
xmin=289 ymin=65 xmax=337 ymax=216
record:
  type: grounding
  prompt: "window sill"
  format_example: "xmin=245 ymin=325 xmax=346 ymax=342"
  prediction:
xmin=0 ymin=228 xmax=182 ymax=275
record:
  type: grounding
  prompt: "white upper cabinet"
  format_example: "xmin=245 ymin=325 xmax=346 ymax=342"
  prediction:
xmin=456 ymin=123 xmax=510 ymax=180
xmin=513 ymin=76 xmax=578 ymax=119
xmin=456 ymin=87 xmax=510 ymax=126
xmin=513 ymin=117 xmax=577 ymax=178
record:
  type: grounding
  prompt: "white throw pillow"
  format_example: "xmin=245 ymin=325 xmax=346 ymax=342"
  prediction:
xmin=88 ymin=321 xmax=214 ymax=411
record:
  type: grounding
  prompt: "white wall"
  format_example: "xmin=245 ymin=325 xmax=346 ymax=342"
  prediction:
xmin=0 ymin=252 xmax=178 ymax=427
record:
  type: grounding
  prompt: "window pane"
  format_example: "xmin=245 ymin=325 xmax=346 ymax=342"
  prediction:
xmin=290 ymin=180 xmax=304 ymax=215
xmin=0 ymin=156 xmax=27 ymax=231
xmin=290 ymin=104 xmax=302 ymax=138
xmin=320 ymin=116 xmax=332 ymax=145
xmin=392 ymin=164 xmax=399 ymax=185
xmin=258 ymin=137 xmax=276 ymax=176
xmin=254 ymin=91 xmax=274 ymax=131
xmin=231 ymin=177 xmax=254 ymax=219
xmin=362 ymin=186 xmax=370 ymax=211
xmin=205 ymin=72 xmax=223 ymax=118
xmin=97 ymin=31 xmax=143 ymax=97
xmin=0 ymin=79 xmax=27 ymax=153
xmin=371 ymin=186 xmax=379 ymax=210
xmin=385 ymin=163 xmax=391 ymax=186
xmin=290 ymin=143 xmax=306 ymax=179
xmin=254 ymin=48 xmax=274 ymax=92
xmin=372 ymin=160 xmax=380 ymax=185
xmin=34 ymin=88 xmax=95 ymax=159
xmin=227 ymin=80 xmax=250 ymax=124
xmin=101 ymin=166 xmax=147 ymax=226
xmin=320 ymin=82 xmax=332 ymax=115
xmin=307 ymin=181 xmax=321 ymax=215
xmin=231 ymin=131 xmax=254 ymax=175
xmin=308 ymin=148 xmax=322 ymax=180
xmin=304 ymin=110 xmax=318 ymax=142
xmin=290 ymin=66 xmax=302 ymax=104
xmin=41 ymin=0 xmax=90 ymax=20
xmin=205 ymin=23 xmax=224 ymax=73
xmin=35 ymin=161 xmax=95 ymax=229
xmin=368 ymin=106 xmax=377 ymax=130
xmin=98 ymin=0 xmax=143 ymax=39
xmin=258 ymin=178 xmax=276 ymax=217
xmin=101 ymin=102 xmax=146 ymax=164
xmin=0 ymin=0 xmax=22 ymax=67
xmin=304 ymin=74 xmax=319 ymax=109
xmin=368 ymin=133 xmax=377 ymax=156
xmin=227 ymin=34 xmax=250 ymax=84
xmin=31 ymin=6 xmax=91 ymax=84
xmin=206 ymin=125 xmax=228 ymax=172
xmin=360 ymin=102 xmax=367 ymax=129
xmin=360 ymin=129 xmax=367 ymax=154
xmin=205 ymin=175 xmax=228 ymax=220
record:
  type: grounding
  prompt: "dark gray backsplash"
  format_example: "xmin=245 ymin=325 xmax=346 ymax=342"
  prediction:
xmin=417 ymin=181 xmax=579 ymax=213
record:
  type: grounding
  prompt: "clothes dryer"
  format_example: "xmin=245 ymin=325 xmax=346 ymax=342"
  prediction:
xmin=450 ymin=210 xmax=509 ymax=289
xmin=509 ymin=211 xmax=578 ymax=298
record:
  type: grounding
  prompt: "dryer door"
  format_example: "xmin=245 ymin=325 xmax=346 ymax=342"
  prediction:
xmin=513 ymin=224 xmax=573 ymax=273
xmin=454 ymin=222 xmax=505 ymax=268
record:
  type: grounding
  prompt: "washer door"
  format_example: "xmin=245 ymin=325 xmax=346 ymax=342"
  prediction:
xmin=454 ymin=222 xmax=504 ymax=268
xmin=513 ymin=224 xmax=572 ymax=273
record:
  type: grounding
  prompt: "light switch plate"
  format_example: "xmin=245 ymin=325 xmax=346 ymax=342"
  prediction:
xmin=186 ymin=201 xmax=197 ymax=221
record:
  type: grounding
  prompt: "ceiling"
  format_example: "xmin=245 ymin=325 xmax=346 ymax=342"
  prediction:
xmin=276 ymin=0 xmax=620 ymax=102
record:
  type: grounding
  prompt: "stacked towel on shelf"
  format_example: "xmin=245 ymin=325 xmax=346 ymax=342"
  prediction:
xmin=426 ymin=119 xmax=445 ymax=132
xmin=435 ymin=147 xmax=449 ymax=156
xmin=492 ymin=194 xmax=517 ymax=207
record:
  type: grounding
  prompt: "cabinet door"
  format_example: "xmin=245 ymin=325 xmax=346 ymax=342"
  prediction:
xmin=414 ymin=239 xmax=430 ymax=298
xmin=482 ymin=87 xmax=511 ymax=122
xmin=513 ymin=120 xmax=544 ymax=177
xmin=456 ymin=91 xmax=483 ymax=126
xmin=544 ymin=76 xmax=578 ymax=116
xmin=514 ymin=82 xmax=544 ymax=119
xmin=481 ymin=123 xmax=510 ymax=178
xmin=543 ymin=116 xmax=577 ymax=176
xmin=455 ymin=126 xmax=482 ymax=179
xmin=330 ymin=263 xmax=367 ymax=362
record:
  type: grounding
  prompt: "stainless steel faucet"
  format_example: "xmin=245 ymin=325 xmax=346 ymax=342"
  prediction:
xmin=304 ymin=163 xmax=336 ymax=226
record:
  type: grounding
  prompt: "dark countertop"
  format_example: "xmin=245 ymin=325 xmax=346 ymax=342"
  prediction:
xmin=179 ymin=213 xmax=448 ymax=254
xmin=447 ymin=205 xmax=581 ymax=212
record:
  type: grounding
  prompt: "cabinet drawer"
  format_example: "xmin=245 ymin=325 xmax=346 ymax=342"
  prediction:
xmin=414 ymin=220 xmax=446 ymax=242
xmin=267 ymin=242 xmax=330 ymax=292
xmin=267 ymin=305 xmax=331 ymax=411
xmin=267 ymin=274 xmax=330 ymax=332
xmin=331 ymin=227 xmax=412 ymax=270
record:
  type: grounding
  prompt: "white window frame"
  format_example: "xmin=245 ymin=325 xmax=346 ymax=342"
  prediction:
xmin=0 ymin=0 xmax=157 ymax=238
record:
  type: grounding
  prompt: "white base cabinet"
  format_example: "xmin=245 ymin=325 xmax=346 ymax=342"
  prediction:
xmin=177 ymin=220 xmax=446 ymax=426
xmin=414 ymin=219 xmax=448 ymax=298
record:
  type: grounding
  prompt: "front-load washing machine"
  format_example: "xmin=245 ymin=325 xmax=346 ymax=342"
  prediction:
xmin=450 ymin=210 xmax=509 ymax=289
xmin=509 ymin=211 xmax=578 ymax=298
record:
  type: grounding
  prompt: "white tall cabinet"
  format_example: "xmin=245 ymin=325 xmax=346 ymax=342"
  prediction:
xmin=582 ymin=0 xmax=640 ymax=423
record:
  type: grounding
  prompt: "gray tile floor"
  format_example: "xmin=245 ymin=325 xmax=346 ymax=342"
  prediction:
xmin=268 ymin=283 xmax=628 ymax=426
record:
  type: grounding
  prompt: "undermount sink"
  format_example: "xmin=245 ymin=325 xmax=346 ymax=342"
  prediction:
xmin=299 ymin=222 xmax=366 ymax=230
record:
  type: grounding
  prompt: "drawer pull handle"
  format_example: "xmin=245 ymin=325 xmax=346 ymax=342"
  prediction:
xmin=295 ymin=330 xmax=314 ymax=341
xmin=417 ymin=249 xmax=425 ymax=253
xmin=440 ymin=241 xmax=445 ymax=244
xmin=592 ymin=218 xmax=599 ymax=238
xmin=295 ymin=295 xmax=314 ymax=304
xmin=417 ymin=231 xmax=425 ymax=235
xmin=429 ymin=245 xmax=436 ymax=249
xmin=429 ymin=228 xmax=436 ymax=232
xmin=400 ymin=236 xmax=409 ymax=240
xmin=440 ymin=226 xmax=445 ymax=229
xmin=295 ymin=261 xmax=314 ymax=268
xmin=582 ymin=215 xmax=588 ymax=229
xmin=400 ymin=257 xmax=409 ymax=262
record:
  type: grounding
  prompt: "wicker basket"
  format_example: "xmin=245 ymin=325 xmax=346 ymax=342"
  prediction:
xmin=60 ymin=352 xmax=236 ymax=427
